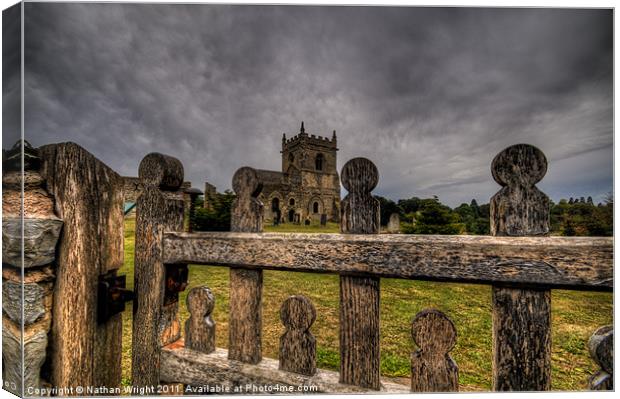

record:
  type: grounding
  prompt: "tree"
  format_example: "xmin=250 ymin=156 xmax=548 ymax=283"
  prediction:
xmin=550 ymin=196 xmax=612 ymax=236
xmin=404 ymin=198 xmax=464 ymax=235
xmin=469 ymin=199 xmax=480 ymax=217
xmin=398 ymin=197 xmax=422 ymax=215
xmin=192 ymin=190 xmax=236 ymax=231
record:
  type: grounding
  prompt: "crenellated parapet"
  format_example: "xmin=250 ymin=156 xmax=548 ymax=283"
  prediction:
xmin=282 ymin=122 xmax=338 ymax=151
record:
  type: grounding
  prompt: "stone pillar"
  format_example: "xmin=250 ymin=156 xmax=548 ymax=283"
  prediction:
xmin=2 ymin=141 xmax=62 ymax=396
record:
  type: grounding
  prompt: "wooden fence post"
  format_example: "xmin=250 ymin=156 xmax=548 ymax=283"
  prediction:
xmin=132 ymin=153 xmax=185 ymax=388
xmin=339 ymin=158 xmax=381 ymax=390
xmin=185 ymin=286 xmax=216 ymax=354
xmin=588 ymin=325 xmax=613 ymax=390
xmin=229 ymin=167 xmax=264 ymax=363
xmin=38 ymin=142 xmax=126 ymax=392
xmin=490 ymin=144 xmax=551 ymax=391
xmin=410 ymin=309 xmax=458 ymax=392
xmin=279 ymin=295 xmax=317 ymax=376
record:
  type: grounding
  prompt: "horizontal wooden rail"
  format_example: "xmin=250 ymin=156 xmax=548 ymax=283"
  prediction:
xmin=162 ymin=232 xmax=612 ymax=291
xmin=160 ymin=343 xmax=409 ymax=393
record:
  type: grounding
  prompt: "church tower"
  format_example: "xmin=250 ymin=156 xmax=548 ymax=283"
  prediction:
xmin=279 ymin=122 xmax=340 ymax=222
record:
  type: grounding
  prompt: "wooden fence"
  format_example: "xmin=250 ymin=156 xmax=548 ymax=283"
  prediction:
xmin=2 ymin=141 xmax=612 ymax=395
xmin=130 ymin=144 xmax=613 ymax=393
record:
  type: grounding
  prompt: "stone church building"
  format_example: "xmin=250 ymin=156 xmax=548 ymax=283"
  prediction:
xmin=256 ymin=122 xmax=341 ymax=224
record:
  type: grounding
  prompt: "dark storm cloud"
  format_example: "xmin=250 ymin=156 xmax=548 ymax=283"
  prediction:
xmin=3 ymin=2 xmax=21 ymax=148
xmin=21 ymin=3 xmax=612 ymax=206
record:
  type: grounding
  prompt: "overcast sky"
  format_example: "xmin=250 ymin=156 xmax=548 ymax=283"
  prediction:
xmin=11 ymin=3 xmax=613 ymax=206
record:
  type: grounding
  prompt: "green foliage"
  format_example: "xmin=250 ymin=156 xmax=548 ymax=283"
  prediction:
xmin=454 ymin=200 xmax=490 ymax=235
xmin=403 ymin=198 xmax=464 ymax=234
xmin=550 ymin=195 xmax=612 ymax=236
xmin=398 ymin=196 xmax=424 ymax=214
xmin=192 ymin=188 xmax=611 ymax=237
xmin=395 ymin=193 xmax=609 ymax=237
xmin=191 ymin=190 xmax=236 ymax=231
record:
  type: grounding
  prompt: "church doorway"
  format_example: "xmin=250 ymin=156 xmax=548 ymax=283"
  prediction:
xmin=271 ymin=198 xmax=281 ymax=225
xmin=288 ymin=209 xmax=295 ymax=222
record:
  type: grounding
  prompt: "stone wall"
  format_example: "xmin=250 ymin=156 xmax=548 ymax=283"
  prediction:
xmin=2 ymin=141 xmax=61 ymax=395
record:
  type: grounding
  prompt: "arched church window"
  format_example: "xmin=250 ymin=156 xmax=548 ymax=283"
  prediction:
xmin=315 ymin=154 xmax=324 ymax=171
xmin=289 ymin=198 xmax=295 ymax=206
xmin=313 ymin=202 xmax=319 ymax=214
xmin=289 ymin=153 xmax=295 ymax=163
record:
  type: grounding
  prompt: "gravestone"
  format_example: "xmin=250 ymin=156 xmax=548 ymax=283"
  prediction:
xmin=387 ymin=213 xmax=400 ymax=233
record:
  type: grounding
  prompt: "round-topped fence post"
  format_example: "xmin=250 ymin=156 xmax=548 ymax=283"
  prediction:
xmin=279 ymin=295 xmax=317 ymax=376
xmin=490 ymin=144 xmax=552 ymax=391
xmin=410 ymin=309 xmax=459 ymax=392
xmin=132 ymin=153 xmax=186 ymax=388
xmin=339 ymin=158 xmax=381 ymax=390
xmin=228 ymin=167 xmax=264 ymax=364
xmin=588 ymin=325 xmax=613 ymax=390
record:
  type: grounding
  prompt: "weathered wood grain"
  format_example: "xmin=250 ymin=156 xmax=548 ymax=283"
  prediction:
xmin=410 ymin=309 xmax=458 ymax=392
xmin=339 ymin=158 xmax=381 ymax=390
xmin=132 ymin=152 xmax=185 ymax=388
xmin=588 ymin=325 xmax=613 ymax=390
xmin=137 ymin=152 xmax=184 ymax=190
xmin=279 ymin=295 xmax=316 ymax=375
xmin=40 ymin=142 xmax=125 ymax=391
xmin=160 ymin=344 xmax=410 ymax=393
xmin=490 ymin=144 xmax=551 ymax=392
xmin=159 ymin=264 xmax=189 ymax=346
xmin=162 ymin=232 xmax=612 ymax=291
xmin=229 ymin=267 xmax=263 ymax=364
xmin=185 ymin=286 xmax=216 ymax=354
xmin=229 ymin=166 xmax=264 ymax=364
xmin=491 ymin=144 xmax=549 ymax=237
xmin=339 ymin=275 xmax=380 ymax=389
xmin=230 ymin=166 xmax=264 ymax=233
xmin=95 ymin=312 xmax=123 ymax=391
xmin=159 ymin=301 xmax=182 ymax=347
xmin=339 ymin=157 xmax=380 ymax=234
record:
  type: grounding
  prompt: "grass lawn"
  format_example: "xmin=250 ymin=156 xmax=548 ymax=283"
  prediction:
xmin=119 ymin=216 xmax=612 ymax=391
